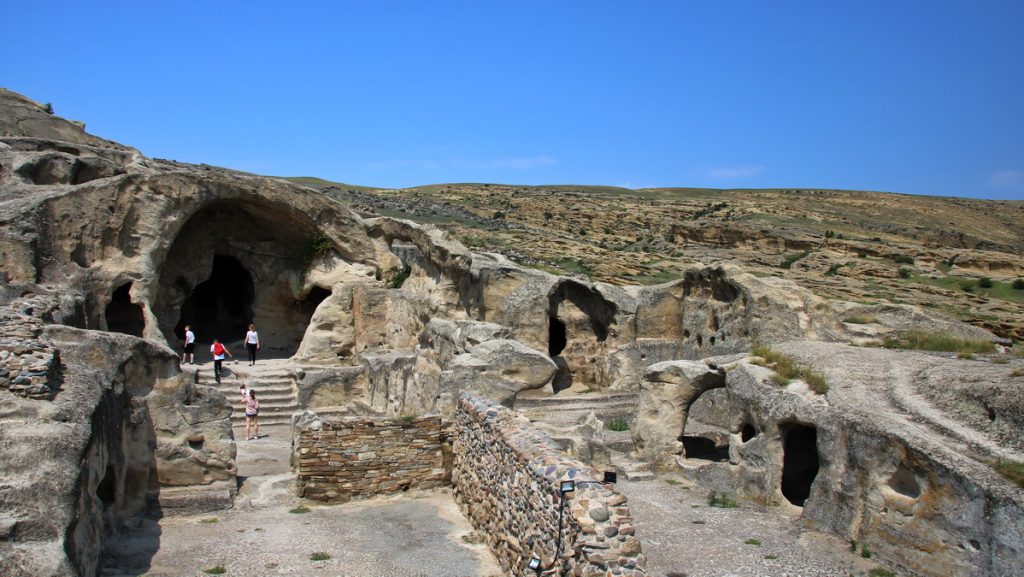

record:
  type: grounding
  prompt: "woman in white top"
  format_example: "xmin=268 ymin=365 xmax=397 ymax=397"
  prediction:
xmin=244 ymin=323 xmax=260 ymax=366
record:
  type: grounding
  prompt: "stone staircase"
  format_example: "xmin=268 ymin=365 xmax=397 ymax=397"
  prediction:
xmin=196 ymin=362 xmax=300 ymax=427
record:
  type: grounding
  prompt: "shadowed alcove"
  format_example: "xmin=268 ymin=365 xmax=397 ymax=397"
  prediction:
xmin=105 ymin=282 xmax=145 ymax=337
xmin=780 ymin=422 xmax=820 ymax=507
xmin=546 ymin=280 xmax=617 ymax=391
xmin=154 ymin=200 xmax=334 ymax=356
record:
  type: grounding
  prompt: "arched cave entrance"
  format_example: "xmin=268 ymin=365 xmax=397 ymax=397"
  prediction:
xmin=105 ymin=282 xmax=145 ymax=337
xmin=780 ymin=423 xmax=820 ymax=507
xmin=547 ymin=281 xmax=617 ymax=391
xmin=154 ymin=201 xmax=335 ymax=356
xmin=680 ymin=388 xmax=731 ymax=462
xmin=174 ymin=255 xmax=255 ymax=344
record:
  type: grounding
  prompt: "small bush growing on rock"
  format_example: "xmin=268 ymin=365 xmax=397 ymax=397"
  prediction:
xmin=868 ymin=570 xmax=895 ymax=577
xmin=994 ymin=458 xmax=1024 ymax=488
xmin=957 ymin=352 xmax=974 ymax=360
xmin=860 ymin=542 xmax=872 ymax=558
xmin=764 ymin=555 xmax=778 ymax=560
xmin=606 ymin=417 xmax=630 ymax=431
xmin=492 ymin=210 xmax=505 ymax=219
xmin=203 ymin=566 xmax=226 ymax=575
xmin=310 ymin=552 xmax=331 ymax=561
xmin=898 ymin=267 xmax=912 ymax=279
xmin=707 ymin=492 xmax=738 ymax=508
xmin=779 ymin=252 xmax=808 ymax=269
xmin=960 ymin=280 xmax=976 ymax=293
xmin=199 ymin=517 xmax=219 ymax=524
xmin=824 ymin=263 xmax=843 ymax=276
xmin=1013 ymin=278 xmax=1024 ymax=290
xmin=289 ymin=505 xmax=311 ymax=514
xmin=744 ymin=538 xmax=762 ymax=545
xmin=978 ymin=277 xmax=994 ymax=288
xmin=892 ymin=254 xmax=915 ymax=265
xmin=1010 ymin=368 xmax=1024 ymax=378
xmin=750 ymin=345 xmax=828 ymax=394
xmin=880 ymin=330 xmax=995 ymax=354
xmin=385 ymin=264 xmax=411 ymax=289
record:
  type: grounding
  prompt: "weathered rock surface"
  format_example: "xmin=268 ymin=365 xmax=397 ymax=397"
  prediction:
xmin=0 ymin=296 xmax=234 ymax=577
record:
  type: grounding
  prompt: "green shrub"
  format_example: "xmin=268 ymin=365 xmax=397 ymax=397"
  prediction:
xmin=385 ymin=264 xmax=411 ymax=289
xmin=392 ymin=415 xmax=416 ymax=425
xmin=957 ymin=352 xmax=974 ymax=360
xmin=898 ymin=267 xmax=912 ymax=279
xmin=861 ymin=542 xmax=872 ymax=558
xmin=868 ymin=569 xmax=895 ymax=577
xmin=892 ymin=254 xmax=915 ymax=265
xmin=880 ymin=330 xmax=995 ymax=354
xmin=744 ymin=538 xmax=762 ymax=545
xmin=199 ymin=517 xmax=219 ymax=524
xmin=824 ymin=263 xmax=842 ymax=276
xmin=543 ymin=211 xmax=553 ymax=220
xmin=492 ymin=210 xmax=505 ymax=219
xmin=606 ymin=417 xmax=630 ymax=431
xmin=960 ymin=281 xmax=976 ymax=293
xmin=1011 ymin=368 xmax=1024 ymax=378
xmin=707 ymin=492 xmax=738 ymax=508
xmin=780 ymin=252 xmax=808 ymax=269
xmin=994 ymin=459 xmax=1024 ymax=488
xmin=764 ymin=554 xmax=778 ymax=560
xmin=751 ymin=345 xmax=828 ymax=394
xmin=310 ymin=552 xmax=331 ymax=561
xmin=203 ymin=567 xmax=226 ymax=575
xmin=1013 ymin=278 xmax=1024 ymax=290
xmin=979 ymin=277 xmax=994 ymax=288
xmin=289 ymin=505 xmax=311 ymax=514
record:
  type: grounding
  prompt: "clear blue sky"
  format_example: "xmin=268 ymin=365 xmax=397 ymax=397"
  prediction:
xmin=4 ymin=1 xmax=1023 ymax=199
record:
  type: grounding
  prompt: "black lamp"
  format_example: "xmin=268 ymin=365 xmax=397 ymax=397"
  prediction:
xmin=527 ymin=555 xmax=543 ymax=574
xmin=559 ymin=479 xmax=575 ymax=495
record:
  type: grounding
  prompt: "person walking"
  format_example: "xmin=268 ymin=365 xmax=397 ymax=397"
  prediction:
xmin=244 ymin=323 xmax=260 ymax=366
xmin=181 ymin=325 xmax=195 ymax=365
xmin=244 ymin=389 xmax=259 ymax=440
xmin=210 ymin=338 xmax=232 ymax=383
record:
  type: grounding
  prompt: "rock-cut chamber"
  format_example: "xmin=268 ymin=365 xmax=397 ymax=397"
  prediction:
xmin=153 ymin=201 xmax=332 ymax=355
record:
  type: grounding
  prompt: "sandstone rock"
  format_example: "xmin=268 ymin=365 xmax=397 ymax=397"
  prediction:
xmin=632 ymin=360 xmax=726 ymax=469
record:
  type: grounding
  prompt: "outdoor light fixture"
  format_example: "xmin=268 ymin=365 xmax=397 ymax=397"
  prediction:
xmin=603 ymin=471 xmax=617 ymax=484
xmin=559 ymin=479 xmax=575 ymax=494
xmin=527 ymin=555 xmax=543 ymax=574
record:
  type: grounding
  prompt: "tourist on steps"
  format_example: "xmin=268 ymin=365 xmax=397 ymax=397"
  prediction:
xmin=181 ymin=325 xmax=195 ymax=365
xmin=210 ymin=338 xmax=232 ymax=383
xmin=244 ymin=323 xmax=260 ymax=366
xmin=245 ymin=390 xmax=259 ymax=440
xmin=239 ymin=382 xmax=249 ymax=403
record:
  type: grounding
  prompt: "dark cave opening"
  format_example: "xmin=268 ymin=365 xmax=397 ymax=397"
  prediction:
xmin=299 ymin=286 xmax=332 ymax=321
xmin=548 ymin=316 xmax=567 ymax=356
xmin=174 ymin=255 xmax=255 ymax=344
xmin=105 ymin=282 xmax=145 ymax=337
xmin=741 ymin=422 xmax=758 ymax=443
xmin=681 ymin=435 xmax=730 ymax=462
xmin=780 ymin=423 xmax=820 ymax=507
xmin=97 ymin=464 xmax=117 ymax=505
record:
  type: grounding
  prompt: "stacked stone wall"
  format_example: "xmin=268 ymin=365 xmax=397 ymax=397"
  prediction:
xmin=295 ymin=416 xmax=446 ymax=502
xmin=0 ymin=295 xmax=61 ymax=399
xmin=453 ymin=396 xmax=646 ymax=577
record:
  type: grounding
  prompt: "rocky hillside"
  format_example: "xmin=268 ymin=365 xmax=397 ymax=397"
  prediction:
xmin=287 ymin=179 xmax=1024 ymax=342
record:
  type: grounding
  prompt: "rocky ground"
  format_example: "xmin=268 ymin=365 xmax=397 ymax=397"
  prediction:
xmin=619 ymin=473 xmax=883 ymax=577
xmin=288 ymin=179 xmax=1024 ymax=342
xmin=101 ymin=424 xmax=503 ymax=577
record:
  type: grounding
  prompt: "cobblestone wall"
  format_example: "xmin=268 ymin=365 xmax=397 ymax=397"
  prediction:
xmin=453 ymin=396 xmax=646 ymax=577
xmin=0 ymin=295 xmax=62 ymax=400
xmin=295 ymin=416 xmax=446 ymax=502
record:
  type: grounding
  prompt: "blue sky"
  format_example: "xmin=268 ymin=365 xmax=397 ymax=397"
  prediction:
xmin=4 ymin=1 xmax=1023 ymax=199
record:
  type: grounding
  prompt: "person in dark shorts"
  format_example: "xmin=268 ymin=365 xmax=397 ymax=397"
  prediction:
xmin=210 ymin=338 xmax=232 ymax=383
xmin=245 ymin=389 xmax=259 ymax=440
xmin=182 ymin=325 xmax=195 ymax=364
xmin=244 ymin=323 xmax=260 ymax=366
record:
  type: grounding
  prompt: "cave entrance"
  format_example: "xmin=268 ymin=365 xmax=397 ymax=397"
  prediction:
xmin=780 ymin=423 xmax=820 ymax=507
xmin=174 ymin=255 xmax=255 ymax=345
xmin=681 ymin=389 xmax=730 ymax=462
xmin=105 ymin=282 xmax=145 ymax=337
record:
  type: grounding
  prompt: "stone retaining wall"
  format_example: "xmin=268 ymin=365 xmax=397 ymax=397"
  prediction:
xmin=453 ymin=396 xmax=646 ymax=577
xmin=295 ymin=416 xmax=446 ymax=502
